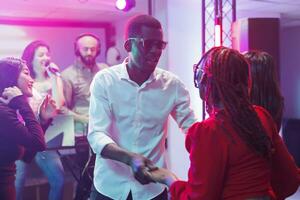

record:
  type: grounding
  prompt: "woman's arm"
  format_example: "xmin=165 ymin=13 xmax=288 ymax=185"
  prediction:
xmin=51 ymin=77 xmax=65 ymax=108
xmin=168 ymin=122 xmax=228 ymax=200
xmin=271 ymin=132 xmax=300 ymax=199
xmin=47 ymin=63 xmax=65 ymax=108
xmin=2 ymin=95 xmax=46 ymax=151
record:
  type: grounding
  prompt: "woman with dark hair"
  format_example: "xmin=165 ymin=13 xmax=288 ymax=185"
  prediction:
xmin=149 ymin=47 xmax=299 ymax=200
xmin=244 ymin=50 xmax=284 ymax=131
xmin=0 ymin=57 xmax=46 ymax=200
xmin=15 ymin=40 xmax=66 ymax=200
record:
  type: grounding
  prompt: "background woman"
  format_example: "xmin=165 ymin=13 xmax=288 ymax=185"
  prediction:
xmin=15 ymin=40 xmax=66 ymax=200
xmin=150 ymin=47 xmax=299 ymax=200
xmin=0 ymin=57 xmax=46 ymax=200
xmin=244 ymin=50 xmax=284 ymax=131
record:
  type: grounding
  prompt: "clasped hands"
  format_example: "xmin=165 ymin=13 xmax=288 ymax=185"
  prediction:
xmin=129 ymin=153 xmax=178 ymax=187
xmin=0 ymin=86 xmax=23 ymax=104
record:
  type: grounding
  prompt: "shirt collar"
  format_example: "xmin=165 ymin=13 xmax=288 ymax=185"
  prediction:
xmin=119 ymin=57 xmax=156 ymax=84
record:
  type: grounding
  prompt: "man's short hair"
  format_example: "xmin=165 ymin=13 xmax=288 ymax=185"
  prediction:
xmin=125 ymin=14 xmax=162 ymax=39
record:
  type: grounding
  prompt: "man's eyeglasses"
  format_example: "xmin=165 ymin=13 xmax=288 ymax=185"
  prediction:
xmin=128 ymin=38 xmax=167 ymax=51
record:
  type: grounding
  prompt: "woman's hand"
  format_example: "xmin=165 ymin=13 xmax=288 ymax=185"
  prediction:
xmin=148 ymin=167 xmax=178 ymax=187
xmin=39 ymin=94 xmax=58 ymax=121
xmin=58 ymin=106 xmax=70 ymax=115
xmin=0 ymin=86 xmax=23 ymax=104
xmin=46 ymin=62 xmax=60 ymax=78
xmin=129 ymin=153 xmax=158 ymax=185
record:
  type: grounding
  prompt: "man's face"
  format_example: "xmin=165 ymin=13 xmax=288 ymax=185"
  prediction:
xmin=77 ymin=36 xmax=99 ymax=66
xmin=128 ymin=26 xmax=166 ymax=75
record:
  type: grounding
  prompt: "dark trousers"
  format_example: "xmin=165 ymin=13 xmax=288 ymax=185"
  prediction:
xmin=90 ymin=185 xmax=168 ymax=200
xmin=74 ymin=136 xmax=95 ymax=200
xmin=0 ymin=182 xmax=16 ymax=200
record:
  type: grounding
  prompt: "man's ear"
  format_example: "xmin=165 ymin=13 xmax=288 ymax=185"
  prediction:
xmin=124 ymin=40 xmax=131 ymax=52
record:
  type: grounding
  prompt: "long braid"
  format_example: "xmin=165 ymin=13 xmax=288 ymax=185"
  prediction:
xmin=203 ymin=47 xmax=273 ymax=160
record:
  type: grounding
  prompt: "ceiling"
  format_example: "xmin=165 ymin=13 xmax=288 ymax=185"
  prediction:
xmin=237 ymin=0 xmax=300 ymax=27
xmin=0 ymin=0 xmax=148 ymax=23
xmin=0 ymin=0 xmax=300 ymax=26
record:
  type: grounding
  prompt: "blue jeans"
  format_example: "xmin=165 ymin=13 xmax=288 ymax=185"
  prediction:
xmin=15 ymin=151 xmax=65 ymax=200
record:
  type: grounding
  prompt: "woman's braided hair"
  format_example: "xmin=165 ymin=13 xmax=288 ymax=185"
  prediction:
xmin=198 ymin=47 xmax=273 ymax=160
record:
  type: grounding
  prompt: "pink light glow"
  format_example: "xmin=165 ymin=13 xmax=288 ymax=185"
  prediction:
xmin=0 ymin=25 xmax=30 ymax=58
xmin=214 ymin=24 xmax=221 ymax=47
xmin=0 ymin=25 xmax=26 ymax=38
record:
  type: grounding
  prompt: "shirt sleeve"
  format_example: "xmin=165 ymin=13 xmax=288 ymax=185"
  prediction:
xmin=169 ymin=122 xmax=228 ymax=200
xmin=170 ymin=79 xmax=197 ymax=133
xmin=2 ymin=95 xmax=46 ymax=151
xmin=87 ymin=73 xmax=116 ymax=155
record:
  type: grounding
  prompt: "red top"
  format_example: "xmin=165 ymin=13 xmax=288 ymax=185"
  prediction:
xmin=170 ymin=106 xmax=299 ymax=200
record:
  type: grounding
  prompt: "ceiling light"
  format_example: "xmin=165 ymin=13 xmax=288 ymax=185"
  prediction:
xmin=115 ymin=0 xmax=136 ymax=12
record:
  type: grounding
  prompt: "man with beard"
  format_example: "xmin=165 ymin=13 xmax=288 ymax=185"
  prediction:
xmin=88 ymin=15 xmax=196 ymax=200
xmin=61 ymin=33 xmax=107 ymax=200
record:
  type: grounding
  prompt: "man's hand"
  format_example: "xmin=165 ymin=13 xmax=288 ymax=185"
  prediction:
xmin=39 ymin=94 xmax=58 ymax=121
xmin=100 ymin=143 xmax=158 ymax=185
xmin=0 ymin=86 xmax=23 ymax=104
xmin=129 ymin=153 xmax=158 ymax=185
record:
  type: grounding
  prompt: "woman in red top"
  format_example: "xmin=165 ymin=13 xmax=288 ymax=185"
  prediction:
xmin=150 ymin=47 xmax=299 ymax=200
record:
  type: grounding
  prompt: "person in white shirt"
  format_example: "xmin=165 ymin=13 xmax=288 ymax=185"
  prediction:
xmin=88 ymin=14 xmax=196 ymax=200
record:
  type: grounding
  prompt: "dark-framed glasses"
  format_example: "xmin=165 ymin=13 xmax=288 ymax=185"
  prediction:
xmin=128 ymin=38 xmax=167 ymax=50
xmin=193 ymin=62 xmax=205 ymax=88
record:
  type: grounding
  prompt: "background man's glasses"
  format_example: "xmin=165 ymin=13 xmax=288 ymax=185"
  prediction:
xmin=129 ymin=38 xmax=167 ymax=50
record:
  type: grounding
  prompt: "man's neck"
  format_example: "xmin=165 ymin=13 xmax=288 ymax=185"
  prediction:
xmin=126 ymin=63 xmax=151 ymax=86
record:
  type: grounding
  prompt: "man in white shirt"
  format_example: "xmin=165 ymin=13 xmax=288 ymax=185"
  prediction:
xmin=88 ymin=14 xmax=196 ymax=200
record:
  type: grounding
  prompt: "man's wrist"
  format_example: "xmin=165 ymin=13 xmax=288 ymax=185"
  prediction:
xmin=123 ymin=151 xmax=135 ymax=166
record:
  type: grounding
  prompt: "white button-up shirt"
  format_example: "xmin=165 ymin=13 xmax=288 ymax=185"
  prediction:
xmin=88 ymin=60 xmax=196 ymax=200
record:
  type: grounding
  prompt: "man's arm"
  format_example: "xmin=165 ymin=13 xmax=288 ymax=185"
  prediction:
xmin=171 ymin=79 xmax=197 ymax=133
xmin=60 ymin=106 xmax=89 ymax=124
xmin=61 ymin=74 xmax=88 ymax=123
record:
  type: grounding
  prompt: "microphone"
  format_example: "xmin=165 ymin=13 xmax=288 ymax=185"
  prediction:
xmin=45 ymin=61 xmax=61 ymax=76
